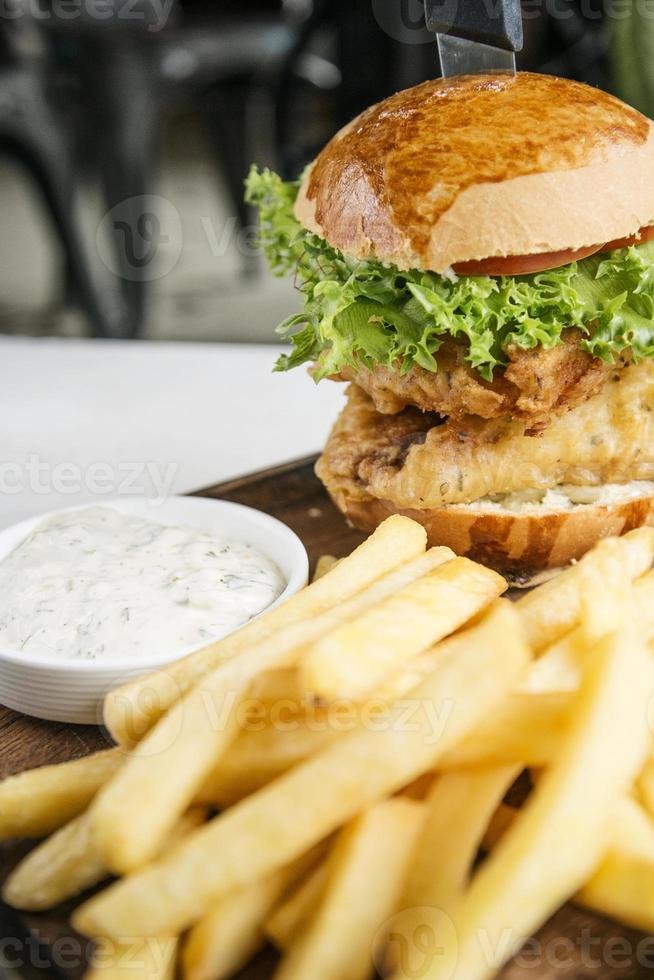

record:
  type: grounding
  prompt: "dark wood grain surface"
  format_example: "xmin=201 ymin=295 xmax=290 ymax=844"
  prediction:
xmin=0 ymin=457 xmax=651 ymax=980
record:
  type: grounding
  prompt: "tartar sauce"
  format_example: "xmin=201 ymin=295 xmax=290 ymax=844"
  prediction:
xmin=0 ymin=507 xmax=286 ymax=662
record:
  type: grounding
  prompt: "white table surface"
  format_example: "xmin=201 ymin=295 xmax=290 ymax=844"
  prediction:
xmin=0 ymin=336 xmax=346 ymax=530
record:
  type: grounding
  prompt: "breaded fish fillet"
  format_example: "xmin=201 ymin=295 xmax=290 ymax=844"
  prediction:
xmin=335 ymin=331 xmax=616 ymax=432
xmin=318 ymin=361 xmax=654 ymax=509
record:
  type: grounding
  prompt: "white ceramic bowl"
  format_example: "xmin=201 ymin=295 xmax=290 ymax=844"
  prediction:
xmin=0 ymin=496 xmax=308 ymax=725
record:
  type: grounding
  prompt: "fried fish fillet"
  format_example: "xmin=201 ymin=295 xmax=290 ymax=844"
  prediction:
xmin=335 ymin=331 xmax=616 ymax=431
xmin=317 ymin=361 xmax=654 ymax=510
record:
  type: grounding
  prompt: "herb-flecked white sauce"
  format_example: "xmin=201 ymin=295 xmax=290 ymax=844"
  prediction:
xmin=0 ymin=507 xmax=286 ymax=661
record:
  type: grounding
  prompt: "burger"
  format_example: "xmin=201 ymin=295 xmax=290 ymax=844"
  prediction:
xmin=246 ymin=71 xmax=654 ymax=577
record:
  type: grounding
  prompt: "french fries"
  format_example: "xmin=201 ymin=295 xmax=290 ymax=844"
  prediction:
xmin=515 ymin=527 xmax=654 ymax=652
xmin=385 ymin=767 xmax=519 ymax=976
xmin=301 ymin=557 xmax=505 ymax=700
xmin=274 ymin=799 xmax=424 ymax=980
xmin=6 ymin=518 xmax=654 ymax=980
xmin=484 ymin=796 xmax=654 ymax=933
xmin=439 ymin=691 xmax=570 ymax=770
xmin=184 ymin=879 xmax=286 ymax=980
xmin=402 ymin=767 xmax=520 ymax=912
xmin=200 ymin=688 xmax=569 ymax=808
xmin=0 ymin=748 xmax=121 ymax=839
xmin=3 ymin=806 xmax=207 ymax=912
xmin=523 ymin=566 xmax=654 ymax=694
xmin=89 ymin=546 xmax=454 ymax=875
xmin=400 ymin=629 xmax=653 ymax=980
xmin=183 ymin=847 xmax=323 ymax=980
xmin=103 ymin=516 xmax=428 ymax=746
xmin=576 ymin=796 xmax=654 ymax=932
xmin=73 ymin=601 xmax=529 ymax=939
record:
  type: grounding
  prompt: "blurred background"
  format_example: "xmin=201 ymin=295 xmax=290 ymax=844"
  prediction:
xmin=0 ymin=0 xmax=649 ymax=344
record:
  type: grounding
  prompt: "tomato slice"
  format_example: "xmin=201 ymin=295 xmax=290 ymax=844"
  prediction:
xmin=452 ymin=244 xmax=604 ymax=278
xmin=601 ymin=224 xmax=654 ymax=252
xmin=450 ymin=223 xmax=654 ymax=277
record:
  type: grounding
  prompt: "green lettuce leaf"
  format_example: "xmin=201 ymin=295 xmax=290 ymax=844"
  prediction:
xmin=245 ymin=165 xmax=654 ymax=381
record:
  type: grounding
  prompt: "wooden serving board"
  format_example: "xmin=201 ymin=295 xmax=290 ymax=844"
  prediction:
xmin=0 ymin=457 xmax=649 ymax=980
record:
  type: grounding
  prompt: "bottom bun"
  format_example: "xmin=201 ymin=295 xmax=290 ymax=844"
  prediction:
xmin=327 ymin=484 xmax=654 ymax=579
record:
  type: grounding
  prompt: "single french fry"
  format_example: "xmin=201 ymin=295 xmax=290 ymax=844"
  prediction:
xmin=3 ymin=812 xmax=105 ymax=911
xmin=274 ymin=798 xmax=425 ymax=980
xmin=485 ymin=797 xmax=654 ymax=862
xmin=247 ymin=667 xmax=304 ymax=711
xmin=402 ymin=767 xmax=520 ymax=912
xmin=103 ymin=516 xmax=428 ymax=746
xmin=579 ymin=852 xmax=654 ymax=932
xmin=516 ymin=528 xmax=654 ymax=653
xmin=90 ymin=547 xmax=454 ymax=876
xmin=301 ymin=557 xmax=505 ymax=701
xmin=481 ymin=796 xmax=654 ymax=933
xmin=0 ymin=749 xmax=121 ymax=839
xmin=3 ymin=806 xmax=207 ymax=912
xmin=638 ymin=751 xmax=654 ymax=821
xmin=440 ymin=691 xmax=570 ymax=770
xmin=183 ymin=878 xmax=284 ymax=980
xmin=583 ymin=795 xmax=654 ymax=914
xmin=198 ymin=726 xmax=336 ymax=808
xmin=399 ymin=629 xmax=653 ymax=980
xmin=266 ymin=862 xmax=329 ymax=951
xmin=313 ymin=555 xmax=340 ymax=581
xmin=609 ymin=796 xmax=654 ymax=860
xmin=520 ymin=629 xmax=583 ymax=693
xmin=85 ymin=937 xmax=178 ymax=980
xmin=73 ymin=600 xmax=530 ymax=940
xmin=183 ymin=846 xmax=323 ymax=980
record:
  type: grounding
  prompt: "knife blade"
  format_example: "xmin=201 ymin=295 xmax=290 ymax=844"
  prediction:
xmin=424 ymin=0 xmax=523 ymax=77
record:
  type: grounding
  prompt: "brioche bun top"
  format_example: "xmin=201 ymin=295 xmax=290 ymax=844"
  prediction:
xmin=294 ymin=72 xmax=654 ymax=272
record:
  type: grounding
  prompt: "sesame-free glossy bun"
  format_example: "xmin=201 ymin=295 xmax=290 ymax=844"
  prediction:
xmin=295 ymin=72 xmax=654 ymax=272
xmin=334 ymin=492 xmax=654 ymax=576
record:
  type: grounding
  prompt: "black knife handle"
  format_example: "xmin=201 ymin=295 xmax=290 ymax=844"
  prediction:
xmin=424 ymin=0 xmax=523 ymax=52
